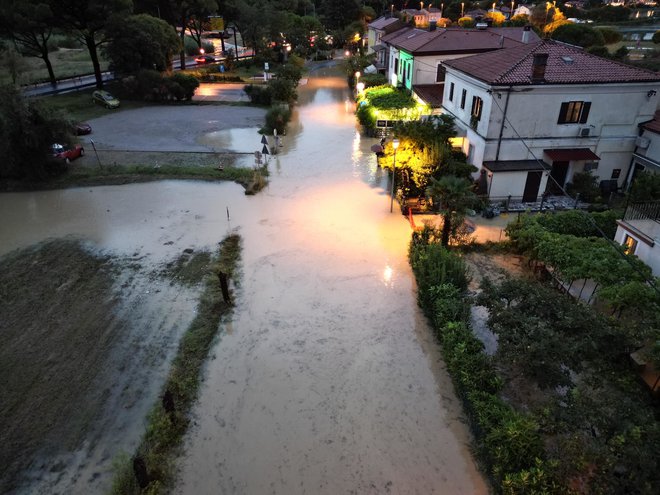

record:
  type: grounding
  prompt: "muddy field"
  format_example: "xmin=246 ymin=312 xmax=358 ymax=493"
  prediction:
xmin=0 ymin=239 xmax=209 ymax=494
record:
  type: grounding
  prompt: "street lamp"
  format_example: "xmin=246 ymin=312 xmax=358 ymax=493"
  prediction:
xmin=461 ymin=2 xmax=465 ymax=17
xmin=390 ymin=138 xmax=400 ymax=213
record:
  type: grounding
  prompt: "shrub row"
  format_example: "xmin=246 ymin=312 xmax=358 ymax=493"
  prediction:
xmin=408 ymin=230 xmax=560 ymax=493
xmin=121 ymin=70 xmax=199 ymax=102
xmin=244 ymin=57 xmax=304 ymax=107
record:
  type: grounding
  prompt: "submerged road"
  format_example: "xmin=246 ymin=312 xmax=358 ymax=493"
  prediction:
xmin=176 ymin=66 xmax=488 ymax=493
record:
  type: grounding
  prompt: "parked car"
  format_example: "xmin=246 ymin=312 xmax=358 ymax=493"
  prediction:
xmin=195 ymin=54 xmax=216 ymax=64
xmin=75 ymin=122 xmax=92 ymax=135
xmin=51 ymin=143 xmax=84 ymax=164
xmin=92 ymin=90 xmax=120 ymax=109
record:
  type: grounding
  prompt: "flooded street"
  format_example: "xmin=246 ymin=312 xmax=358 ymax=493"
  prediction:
xmin=0 ymin=65 xmax=487 ymax=494
xmin=177 ymin=67 xmax=487 ymax=494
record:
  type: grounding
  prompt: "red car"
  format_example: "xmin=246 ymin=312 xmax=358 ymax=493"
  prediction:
xmin=51 ymin=143 xmax=84 ymax=164
xmin=195 ymin=54 xmax=216 ymax=64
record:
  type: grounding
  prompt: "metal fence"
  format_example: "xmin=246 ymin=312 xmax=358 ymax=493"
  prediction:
xmin=624 ymin=201 xmax=660 ymax=224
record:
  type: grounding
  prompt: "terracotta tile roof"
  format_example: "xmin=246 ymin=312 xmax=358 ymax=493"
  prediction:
xmin=386 ymin=27 xmax=538 ymax=55
xmin=413 ymin=84 xmax=444 ymax=107
xmin=369 ymin=16 xmax=404 ymax=32
xmin=381 ymin=27 xmax=424 ymax=45
xmin=488 ymin=27 xmax=540 ymax=43
xmin=641 ymin=110 xmax=660 ymax=134
xmin=443 ymin=39 xmax=660 ymax=85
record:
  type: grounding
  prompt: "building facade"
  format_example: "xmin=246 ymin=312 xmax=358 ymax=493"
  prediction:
xmin=442 ymin=40 xmax=660 ymax=202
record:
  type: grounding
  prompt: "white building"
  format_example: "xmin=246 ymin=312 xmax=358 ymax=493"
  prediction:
xmin=441 ymin=39 xmax=660 ymax=202
xmin=366 ymin=16 xmax=405 ymax=73
xmin=626 ymin=110 xmax=660 ymax=189
xmin=615 ymin=201 xmax=660 ymax=276
xmin=380 ymin=26 xmax=538 ymax=111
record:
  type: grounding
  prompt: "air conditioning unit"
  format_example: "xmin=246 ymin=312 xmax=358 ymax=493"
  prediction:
xmin=636 ymin=136 xmax=650 ymax=149
xmin=579 ymin=127 xmax=591 ymax=137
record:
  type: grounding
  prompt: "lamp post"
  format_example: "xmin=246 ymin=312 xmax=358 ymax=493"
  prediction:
xmin=461 ymin=2 xmax=465 ymax=17
xmin=390 ymin=138 xmax=400 ymax=213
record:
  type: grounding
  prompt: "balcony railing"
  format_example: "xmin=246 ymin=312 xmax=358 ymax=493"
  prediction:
xmin=624 ymin=201 xmax=660 ymax=224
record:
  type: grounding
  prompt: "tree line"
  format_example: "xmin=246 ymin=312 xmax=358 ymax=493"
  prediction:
xmin=0 ymin=1 xmax=391 ymax=88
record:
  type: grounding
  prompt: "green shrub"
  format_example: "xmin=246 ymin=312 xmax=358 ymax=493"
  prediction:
xmin=269 ymin=78 xmax=297 ymax=103
xmin=361 ymin=73 xmax=387 ymax=88
xmin=595 ymin=27 xmax=622 ymax=44
xmin=408 ymin=241 xmax=469 ymax=308
xmin=586 ymin=45 xmax=609 ymax=58
xmin=486 ymin=414 xmax=544 ymax=478
xmin=168 ymin=72 xmax=199 ymax=101
xmin=202 ymin=41 xmax=214 ymax=55
xmin=263 ymin=105 xmax=291 ymax=135
xmin=184 ymin=36 xmax=200 ymax=56
xmin=244 ymin=84 xmax=272 ymax=105
xmin=501 ymin=458 xmax=563 ymax=495
xmin=123 ymin=70 xmax=199 ymax=101
xmin=629 ymin=170 xmax=660 ymax=201
xmin=0 ymin=85 xmax=72 ymax=180
xmin=276 ymin=62 xmax=303 ymax=84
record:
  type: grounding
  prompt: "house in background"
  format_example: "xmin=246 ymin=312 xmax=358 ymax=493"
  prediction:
xmin=441 ymin=39 xmax=660 ymax=203
xmin=626 ymin=110 xmax=660 ymax=190
xmin=381 ymin=25 xmax=538 ymax=112
xmin=401 ymin=8 xmax=427 ymax=26
xmin=367 ymin=16 xmax=405 ymax=73
xmin=615 ymin=201 xmax=660 ymax=276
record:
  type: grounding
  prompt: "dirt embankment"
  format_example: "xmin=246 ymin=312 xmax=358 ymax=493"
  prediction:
xmin=0 ymin=239 xmax=209 ymax=494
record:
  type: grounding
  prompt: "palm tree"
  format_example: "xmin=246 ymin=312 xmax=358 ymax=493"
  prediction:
xmin=426 ymin=175 xmax=476 ymax=247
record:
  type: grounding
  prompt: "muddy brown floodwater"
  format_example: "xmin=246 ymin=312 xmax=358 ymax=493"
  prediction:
xmin=0 ymin=64 xmax=487 ymax=494
xmin=175 ymin=66 xmax=488 ymax=494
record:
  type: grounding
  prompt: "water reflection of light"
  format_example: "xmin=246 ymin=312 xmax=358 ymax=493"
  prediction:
xmin=352 ymin=130 xmax=361 ymax=165
xmin=383 ymin=265 xmax=393 ymax=286
xmin=304 ymin=103 xmax=353 ymax=126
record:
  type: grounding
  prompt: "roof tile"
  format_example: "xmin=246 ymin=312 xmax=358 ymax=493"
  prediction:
xmin=443 ymin=39 xmax=660 ymax=85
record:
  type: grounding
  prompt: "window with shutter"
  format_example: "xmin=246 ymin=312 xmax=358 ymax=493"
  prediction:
xmin=557 ymin=101 xmax=591 ymax=124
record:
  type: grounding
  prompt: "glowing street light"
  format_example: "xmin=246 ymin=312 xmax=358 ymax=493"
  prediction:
xmin=461 ymin=2 xmax=465 ymax=17
xmin=390 ymin=138 xmax=400 ymax=213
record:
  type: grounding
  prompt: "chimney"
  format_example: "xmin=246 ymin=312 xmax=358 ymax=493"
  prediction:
xmin=531 ymin=53 xmax=549 ymax=83
xmin=522 ymin=25 xmax=531 ymax=44
xmin=430 ymin=20 xmax=437 ymax=31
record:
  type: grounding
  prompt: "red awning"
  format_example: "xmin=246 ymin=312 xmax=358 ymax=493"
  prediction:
xmin=543 ymin=148 xmax=600 ymax=161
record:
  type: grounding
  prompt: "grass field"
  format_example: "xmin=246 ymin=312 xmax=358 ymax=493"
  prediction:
xmin=2 ymin=48 xmax=109 ymax=86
